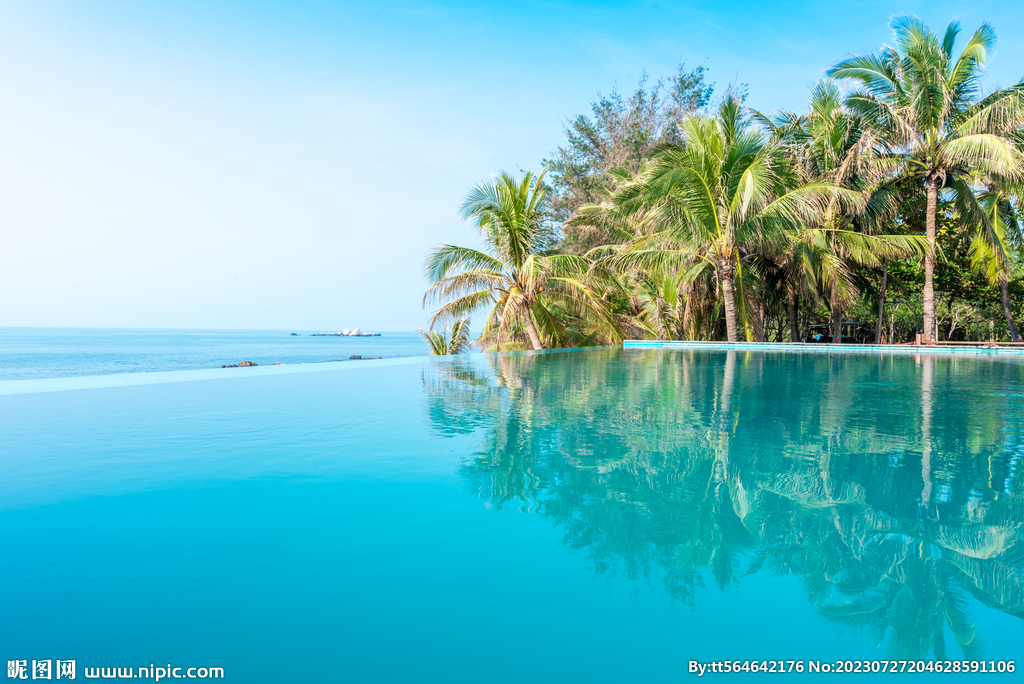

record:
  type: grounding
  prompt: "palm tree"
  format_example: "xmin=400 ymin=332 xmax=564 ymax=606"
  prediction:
xmin=415 ymin=317 xmax=472 ymax=355
xmin=970 ymin=184 xmax=1023 ymax=341
xmin=568 ymin=187 xmax=706 ymax=340
xmin=603 ymin=98 xmax=861 ymax=342
xmin=828 ymin=16 xmax=1024 ymax=341
xmin=423 ymin=170 xmax=617 ymax=350
xmin=758 ymin=80 xmax=929 ymax=344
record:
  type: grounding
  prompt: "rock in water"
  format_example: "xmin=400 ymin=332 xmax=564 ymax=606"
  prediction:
xmin=221 ymin=360 xmax=258 ymax=368
xmin=290 ymin=333 xmax=299 ymax=336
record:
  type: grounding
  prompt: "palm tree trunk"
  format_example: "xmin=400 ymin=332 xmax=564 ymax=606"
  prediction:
xmin=831 ymin=295 xmax=843 ymax=345
xmin=923 ymin=177 xmax=938 ymax=342
xmin=522 ymin=306 xmax=544 ymax=350
xmin=876 ymin=259 xmax=889 ymax=344
xmin=681 ymin=290 xmax=693 ymax=341
xmin=999 ymin=278 xmax=1022 ymax=342
xmin=721 ymin=276 xmax=739 ymax=343
xmin=788 ymin=290 xmax=800 ymax=342
xmin=748 ymin=291 xmax=765 ymax=342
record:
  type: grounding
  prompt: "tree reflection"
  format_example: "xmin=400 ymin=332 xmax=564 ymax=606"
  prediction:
xmin=423 ymin=348 xmax=1024 ymax=657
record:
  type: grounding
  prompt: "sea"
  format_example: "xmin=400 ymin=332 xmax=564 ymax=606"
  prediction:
xmin=0 ymin=327 xmax=432 ymax=381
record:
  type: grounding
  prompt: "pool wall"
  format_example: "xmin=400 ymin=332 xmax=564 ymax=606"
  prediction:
xmin=623 ymin=340 xmax=1024 ymax=355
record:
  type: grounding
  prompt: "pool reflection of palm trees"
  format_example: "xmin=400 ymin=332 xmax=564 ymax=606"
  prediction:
xmin=422 ymin=349 xmax=1024 ymax=657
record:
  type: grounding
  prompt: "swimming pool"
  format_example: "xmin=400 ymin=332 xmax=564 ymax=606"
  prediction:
xmin=2 ymin=347 xmax=1022 ymax=681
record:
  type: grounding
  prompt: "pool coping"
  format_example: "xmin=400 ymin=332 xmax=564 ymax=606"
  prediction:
xmin=623 ymin=340 xmax=1024 ymax=355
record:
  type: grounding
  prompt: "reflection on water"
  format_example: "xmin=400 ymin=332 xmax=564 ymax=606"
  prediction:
xmin=423 ymin=348 xmax=1024 ymax=659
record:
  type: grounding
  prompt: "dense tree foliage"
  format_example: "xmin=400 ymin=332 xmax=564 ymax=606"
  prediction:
xmin=828 ymin=16 xmax=1024 ymax=342
xmin=422 ymin=171 xmax=617 ymax=350
xmin=423 ymin=16 xmax=1024 ymax=348
xmin=544 ymin=62 xmax=715 ymax=253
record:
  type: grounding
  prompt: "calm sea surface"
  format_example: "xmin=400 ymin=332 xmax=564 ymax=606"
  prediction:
xmin=2 ymin=348 xmax=1023 ymax=681
xmin=0 ymin=327 xmax=430 ymax=380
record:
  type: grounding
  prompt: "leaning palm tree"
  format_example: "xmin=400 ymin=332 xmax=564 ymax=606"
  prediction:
xmin=602 ymin=98 xmax=861 ymax=342
xmin=828 ymin=16 xmax=1024 ymax=341
xmin=416 ymin=317 xmax=472 ymax=355
xmin=423 ymin=170 xmax=618 ymax=350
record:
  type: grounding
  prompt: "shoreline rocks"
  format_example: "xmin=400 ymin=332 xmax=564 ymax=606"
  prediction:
xmin=221 ymin=360 xmax=258 ymax=368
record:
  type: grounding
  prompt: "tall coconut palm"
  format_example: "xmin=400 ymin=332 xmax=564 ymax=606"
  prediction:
xmin=606 ymin=98 xmax=861 ymax=342
xmin=757 ymin=80 xmax=928 ymax=344
xmin=828 ymin=16 xmax=1024 ymax=341
xmin=423 ymin=170 xmax=617 ymax=350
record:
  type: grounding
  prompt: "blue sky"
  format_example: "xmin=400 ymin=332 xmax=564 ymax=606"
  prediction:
xmin=2 ymin=1 xmax=1023 ymax=331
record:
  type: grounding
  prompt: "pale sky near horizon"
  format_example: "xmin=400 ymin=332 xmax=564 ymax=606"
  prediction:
xmin=2 ymin=1 xmax=1023 ymax=331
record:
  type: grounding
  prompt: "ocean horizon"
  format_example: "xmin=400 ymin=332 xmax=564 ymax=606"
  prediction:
xmin=0 ymin=327 xmax=433 ymax=382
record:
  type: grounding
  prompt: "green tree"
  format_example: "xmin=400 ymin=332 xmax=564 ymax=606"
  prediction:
xmin=603 ymin=98 xmax=860 ymax=342
xmin=759 ymin=80 xmax=929 ymax=344
xmin=422 ymin=171 xmax=618 ymax=350
xmin=415 ymin=317 xmax=472 ymax=355
xmin=545 ymin=63 xmax=715 ymax=253
xmin=970 ymin=185 xmax=1023 ymax=340
xmin=828 ymin=16 xmax=1024 ymax=341
xmin=567 ymin=183 xmax=718 ymax=340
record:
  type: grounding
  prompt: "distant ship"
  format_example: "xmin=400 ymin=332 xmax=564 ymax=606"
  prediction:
xmin=310 ymin=327 xmax=381 ymax=337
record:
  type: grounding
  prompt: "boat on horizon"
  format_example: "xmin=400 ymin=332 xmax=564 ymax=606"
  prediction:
xmin=310 ymin=328 xmax=381 ymax=337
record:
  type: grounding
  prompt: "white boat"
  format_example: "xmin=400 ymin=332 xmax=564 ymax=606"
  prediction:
xmin=308 ymin=329 xmax=381 ymax=337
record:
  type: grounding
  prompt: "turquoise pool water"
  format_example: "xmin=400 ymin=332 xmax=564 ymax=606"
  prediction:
xmin=2 ymin=348 xmax=1023 ymax=681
